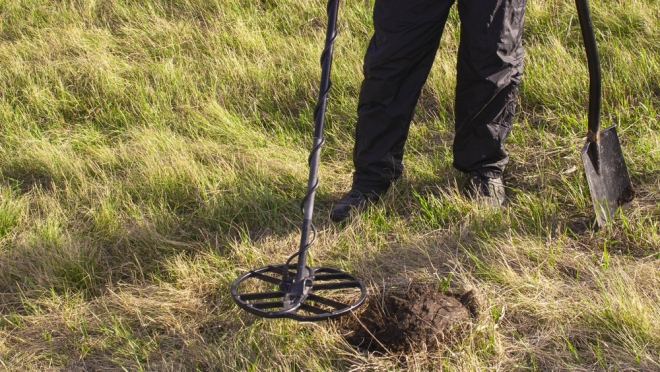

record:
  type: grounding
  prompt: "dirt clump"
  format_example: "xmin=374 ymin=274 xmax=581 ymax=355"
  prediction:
xmin=341 ymin=287 xmax=474 ymax=353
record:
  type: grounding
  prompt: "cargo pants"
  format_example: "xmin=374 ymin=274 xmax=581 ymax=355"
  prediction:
xmin=352 ymin=0 xmax=526 ymax=194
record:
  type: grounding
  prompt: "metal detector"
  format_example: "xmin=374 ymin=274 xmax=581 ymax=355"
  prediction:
xmin=576 ymin=0 xmax=635 ymax=227
xmin=231 ymin=0 xmax=367 ymax=321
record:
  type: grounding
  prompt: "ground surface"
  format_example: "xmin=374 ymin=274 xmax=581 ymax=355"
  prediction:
xmin=0 ymin=0 xmax=659 ymax=370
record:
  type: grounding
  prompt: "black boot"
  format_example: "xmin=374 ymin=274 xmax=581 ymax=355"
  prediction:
xmin=464 ymin=172 xmax=506 ymax=207
xmin=330 ymin=190 xmax=380 ymax=222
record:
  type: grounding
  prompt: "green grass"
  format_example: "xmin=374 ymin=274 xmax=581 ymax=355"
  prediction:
xmin=1 ymin=0 xmax=659 ymax=370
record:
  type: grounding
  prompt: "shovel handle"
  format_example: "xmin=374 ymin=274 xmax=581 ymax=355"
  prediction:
xmin=576 ymin=0 xmax=601 ymax=139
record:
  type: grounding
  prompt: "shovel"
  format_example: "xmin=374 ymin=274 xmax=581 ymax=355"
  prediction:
xmin=576 ymin=0 xmax=634 ymax=227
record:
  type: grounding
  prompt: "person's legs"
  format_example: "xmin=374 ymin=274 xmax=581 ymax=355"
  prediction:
xmin=351 ymin=0 xmax=455 ymax=195
xmin=332 ymin=0 xmax=454 ymax=222
xmin=453 ymin=0 xmax=526 ymax=179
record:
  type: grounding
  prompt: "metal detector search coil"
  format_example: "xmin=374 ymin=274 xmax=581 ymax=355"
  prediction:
xmin=231 ymin=0 xmax=367 ymax=321
xmin=232 ymin=265 xmax=366 ymax=321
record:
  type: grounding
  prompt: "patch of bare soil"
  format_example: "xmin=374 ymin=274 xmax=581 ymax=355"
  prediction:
xmin=340 ymin=287 xmax=476 ymax=353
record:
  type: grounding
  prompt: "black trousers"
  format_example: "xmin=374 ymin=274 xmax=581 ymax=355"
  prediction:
xmin=352 ymin=0 xmax=526 ymax=194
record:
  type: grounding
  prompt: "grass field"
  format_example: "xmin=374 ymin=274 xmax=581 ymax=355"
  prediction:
xmin=1 ymin=0 xmax=659 ymax=370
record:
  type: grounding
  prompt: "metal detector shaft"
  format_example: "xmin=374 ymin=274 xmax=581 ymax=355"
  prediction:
xmin=296 ymin=0 xmax=340 ymax=278
xmin=231 ymin=0 xmax=367 ymax=320
xmin=576 ymin=0 xmax=602 ymax=172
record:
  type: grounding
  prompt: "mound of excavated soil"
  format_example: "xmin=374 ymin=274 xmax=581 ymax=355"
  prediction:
xmin=341 ymin=287 xmax=475 ymax=353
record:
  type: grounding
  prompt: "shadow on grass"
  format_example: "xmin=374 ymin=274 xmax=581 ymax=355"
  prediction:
xmin=0 ymin=176 xmax=316 ymax=302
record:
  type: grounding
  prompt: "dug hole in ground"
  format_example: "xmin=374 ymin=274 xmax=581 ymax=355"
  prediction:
xmin=338 ymin=286 xmax=478 ymax=353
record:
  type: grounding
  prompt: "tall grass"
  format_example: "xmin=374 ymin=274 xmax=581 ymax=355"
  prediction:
xmin=0 ymin=0 xmax=659 ymax=370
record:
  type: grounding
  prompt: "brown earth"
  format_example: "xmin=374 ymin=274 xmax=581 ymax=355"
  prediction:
xmin=340 ymin=287 xmax=475 ymax=353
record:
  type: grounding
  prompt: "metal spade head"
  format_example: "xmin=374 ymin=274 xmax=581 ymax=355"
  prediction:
xmin=581 ymin=124 xmax=635 ymax=227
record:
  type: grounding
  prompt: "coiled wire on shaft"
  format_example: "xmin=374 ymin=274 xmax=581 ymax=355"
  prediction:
xmin=283 ymin=0 xmax=338 ymax=274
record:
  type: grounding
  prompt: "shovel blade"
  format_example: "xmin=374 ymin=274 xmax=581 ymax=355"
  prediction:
xmin=581 ymin=125 xmax=634 ymax=227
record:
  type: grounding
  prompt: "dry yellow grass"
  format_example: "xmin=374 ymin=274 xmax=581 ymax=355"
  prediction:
xmin=0 ymin=0 xmax=659 ymax=370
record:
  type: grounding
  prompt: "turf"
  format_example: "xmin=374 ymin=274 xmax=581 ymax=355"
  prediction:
xmin=0 ymin=0 xmax=659 ymax=370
